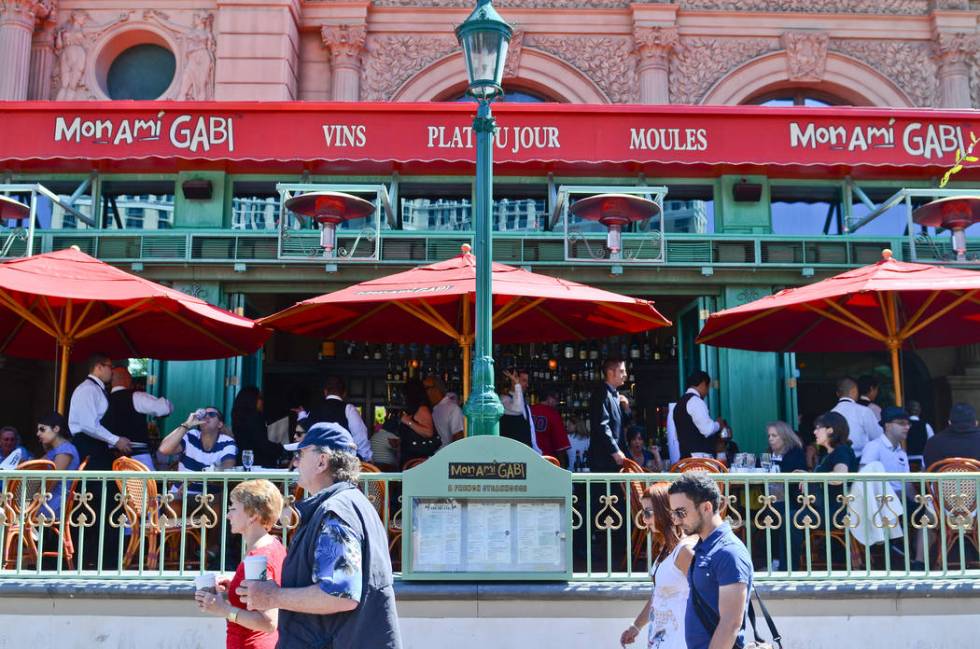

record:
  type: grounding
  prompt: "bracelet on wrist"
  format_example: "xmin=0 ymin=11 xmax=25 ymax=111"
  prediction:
xmin=630 ymin=623 xmax=641 ymax=632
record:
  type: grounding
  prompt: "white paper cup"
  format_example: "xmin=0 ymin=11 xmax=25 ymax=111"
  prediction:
xmin=194 ymin=572 xmax=217 ymax=593
xmin=243 ymin=555 xmax=268 ymax=581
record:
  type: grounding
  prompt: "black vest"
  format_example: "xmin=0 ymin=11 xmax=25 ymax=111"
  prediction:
xmin=102 ymin=389 xmax=150 ymax=444
xmin=908 ymin=419 xmax=929 ymax=457
xmin=278 ymin=482 xmax=402 ymax=649
xmin=675 ymin=392 xmax=715 ymax=457
xmin=308 ymin=398 xmax=350 ymax=430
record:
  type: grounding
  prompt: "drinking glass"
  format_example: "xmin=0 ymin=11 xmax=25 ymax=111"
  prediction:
xmin=760 ymin=453 xmax=772 ymax=472
xmin=242 ymin=450 xmax=254 ymax=472
xmin=744 ymin=454 xmax=756 ymax=469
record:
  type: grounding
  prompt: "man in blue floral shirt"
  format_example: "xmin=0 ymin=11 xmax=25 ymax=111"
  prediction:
xmin=237 ymin=422 xmax=401 ymax=649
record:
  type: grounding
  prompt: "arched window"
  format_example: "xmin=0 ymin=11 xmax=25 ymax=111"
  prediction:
xmin=744 ymin=89 xmax=850 ymax=107
xmin=106 ymin=44 xmax=176 ymax=100
xmin=443 ymin=86 xmax=558 ymax=103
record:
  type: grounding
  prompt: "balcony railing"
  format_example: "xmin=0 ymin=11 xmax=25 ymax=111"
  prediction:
xmin=2 ymin=469 xmax=978 ymax=582
xmin=0 ymin=228 xmax=923 ymax=269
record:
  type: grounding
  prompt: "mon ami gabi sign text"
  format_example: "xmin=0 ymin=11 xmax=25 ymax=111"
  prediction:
xmin=12 ymin=104 xmax=978 ymax=168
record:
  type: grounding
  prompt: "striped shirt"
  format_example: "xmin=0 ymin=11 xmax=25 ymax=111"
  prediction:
xmin=178 ymin=428 xmax=237 ymax=472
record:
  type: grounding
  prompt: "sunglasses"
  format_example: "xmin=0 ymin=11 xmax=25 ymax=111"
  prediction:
xmin=641 ymin=507 xmax=656 ymax=518
xmin=669 ymin=507 xmax=689 ymax=520
xmin=202 ymin=411 xmax=220 ymax=419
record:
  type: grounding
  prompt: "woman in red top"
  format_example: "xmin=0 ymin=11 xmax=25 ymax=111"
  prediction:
xmin=195 ymin=479 xmax=287 ymax=649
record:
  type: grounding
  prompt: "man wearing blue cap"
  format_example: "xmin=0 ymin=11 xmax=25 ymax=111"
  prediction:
xmin=236 ymin=422 xmax=401 ymax=649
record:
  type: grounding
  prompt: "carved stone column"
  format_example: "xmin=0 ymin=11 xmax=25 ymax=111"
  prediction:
xmin=933 ymin=33 xmax=975 ymax=108
xmin=28 ymin=12 xmax=56 ymax=100
xmin=634 ymin=26 xmax=678 ymax=104
xmin=0 ymin=0 xmax=49 ymax=99
xmin=322 ymin=24 xmax=366 ymax=102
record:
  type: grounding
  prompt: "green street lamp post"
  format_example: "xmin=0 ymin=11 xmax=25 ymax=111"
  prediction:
xmin=455 ymin=0 xmax=512 ymax=436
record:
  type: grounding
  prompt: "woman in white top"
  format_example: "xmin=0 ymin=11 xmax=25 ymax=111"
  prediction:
xmin=620 ymin=482 xmax=696 ymax=649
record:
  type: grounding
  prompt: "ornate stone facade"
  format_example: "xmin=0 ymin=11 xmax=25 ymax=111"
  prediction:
xmin=833 ymin=39 xmax=939 ymax=107
xmin=669 ymin=37 xmax=777 ymax=105
xmin=360 ymin=34 xmax=459 ymax=101
xmin=781 ymin=31 xmax=830 ymax=82
xmin=321 ymin=24 xmax=367 ymax=68
xmin=678 ymin=0 xmax=928 ymax=13
xmin=528 ymin=35 xmax=637 ymax=103
xmin=53 ymin=10 xmax=129 ymax=100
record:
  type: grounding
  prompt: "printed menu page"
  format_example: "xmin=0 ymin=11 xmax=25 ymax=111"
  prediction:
xmin=516 ymin=502 xmax=562 ymax=567
xmin=413 ymin=499 xmax=463 ymax=570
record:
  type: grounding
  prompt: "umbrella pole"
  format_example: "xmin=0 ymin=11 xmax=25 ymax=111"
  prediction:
xmin=57 ymin=341 xmax=71 ymax=413
xmin=889 ymin=342 xmax=903 ymax=407
xmin=462 ymin=341 xmax=471 ymax=405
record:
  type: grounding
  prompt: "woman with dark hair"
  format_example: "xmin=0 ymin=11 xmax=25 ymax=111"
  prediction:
xmin=813 ymin=411 xmax=858 ymax=474
xmin=620 ymin=482 xmax=695 ymax=648
xmin=627 ymin=427 xmax=660 ymax=471
xmin=36 ymin=412 xmax=80 ymax=515
xmin=398 ymin=378 xmax=439 ymax=468
xmin=231 ymin=386 xmax=283 ymax=468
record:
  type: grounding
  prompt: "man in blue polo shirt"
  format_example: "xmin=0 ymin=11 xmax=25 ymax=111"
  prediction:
xmin=668 ymin=472 xmax=753 ymax=649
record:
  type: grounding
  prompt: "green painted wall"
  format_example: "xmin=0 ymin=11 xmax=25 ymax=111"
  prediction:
xmin=159 ymin=281 xmax=226 ymax=429
xmin=716 ymin=286 xmax=782 ymax=454
xmin=715 ymin=175 xmax=770 ymax=234
xmin=175 ymin=171 xmax=226 ymax=227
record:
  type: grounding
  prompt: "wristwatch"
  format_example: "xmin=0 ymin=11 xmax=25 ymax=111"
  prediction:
xmin=226 ymin=608 xmax=240 ymax=624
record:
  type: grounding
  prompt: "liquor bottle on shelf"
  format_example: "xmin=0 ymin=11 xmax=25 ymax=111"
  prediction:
xmin=629 ymin=336 xmax=640 ymax=360
xmin=564 ymin=341 xmax=574 ymax=359
xmin=578 ymin=343 xmax=587 ymax=360
xmin=670 ymin=336 xmax=678 ymax=359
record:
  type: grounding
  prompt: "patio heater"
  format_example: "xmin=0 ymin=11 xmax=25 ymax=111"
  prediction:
xmin=912 ymin=196 xmax=980 ymax=262
xmin=0 ymin=195 xmax=29 ymax=221
xmin=283 ymin=191 xmax=375 ymax=258
xmin=455 ymin=0 xmax=512 ymax=436
xmin=568 ymin=193 xmax=662 ymax=261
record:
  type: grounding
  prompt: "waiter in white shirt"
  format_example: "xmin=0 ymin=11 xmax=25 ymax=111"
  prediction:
xmin=673 ymin=370 xmax=727 ymax=459
xmin=68 ymin=352 xmax=133 ymax=470
xmin=831 ymin=376 xmax=882 ymax=458
xmin=67 ymin=352 xmax=130 ymax=569
xmin=500 ymin=368 xmax=541 ymax=454
xmin=103 ymin=366 xmax=173 ymax=469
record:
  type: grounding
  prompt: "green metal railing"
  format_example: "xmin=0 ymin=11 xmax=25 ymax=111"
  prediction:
xmin=2 ymin=469 xmax=977 ymax=581
xmin=2 ymin=229 xmax=917 ymax=270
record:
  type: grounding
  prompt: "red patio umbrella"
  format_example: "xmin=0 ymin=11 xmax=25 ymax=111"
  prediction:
xmin=0 ymin=247 xmax=271 ymax=411
xmin=260 ymin=244 xmax=671 ymax=399
xmin=696 ymin=249 xmax=980 ymax=406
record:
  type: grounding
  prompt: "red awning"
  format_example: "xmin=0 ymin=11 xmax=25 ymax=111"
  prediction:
xmin=1 ymin=101 xmax=979 ymax=177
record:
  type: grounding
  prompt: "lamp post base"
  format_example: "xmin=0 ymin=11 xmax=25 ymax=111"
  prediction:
xmin=464 ymin=353 xmax=503 ymax=436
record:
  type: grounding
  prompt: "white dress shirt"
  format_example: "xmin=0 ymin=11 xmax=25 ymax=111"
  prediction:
xmin=500 ymin=384 xmax=541 ymax=454
xmin=68 ymin=374 xmax=119 ymax=447
xmin=860 ymin=434 xmax=909 ymax=492
xmin=832 ymin=397 xmax=882 ymax=457
xmin=325 ymin=395 xmax=372 ymax=462
xmin=684 ymin=387 xmax=720 ymax=438
xmin=432 ymin=394 xmax=465 ymax=448
xmin=110 ymin=385 xmax=174 ymax=417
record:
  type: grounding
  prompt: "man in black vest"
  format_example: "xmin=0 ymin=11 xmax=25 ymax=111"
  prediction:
xmin=587 ymin=358 xmax=632 ymax=472
xmin=306 ymin=376 xmax=372 ymax=462
xmin=674 ymin=370 xmax=726 ymax=459
xmin=103 ymin=366 xmax=173 ymax=469
xmin=906 ymin=399 xmax=934 ymax=471
xmin=237 ymin=422 xmax=401 ymax=649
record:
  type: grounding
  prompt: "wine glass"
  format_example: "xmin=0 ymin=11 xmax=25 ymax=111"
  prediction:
xmin=242 ymin=450 xmax=254 ymax=472
xmin=760 ymin=453 xmax=772 ymax=472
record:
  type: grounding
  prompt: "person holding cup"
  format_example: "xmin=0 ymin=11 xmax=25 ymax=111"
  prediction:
xmin=236 ymin=422 xmax=402 ymax=649
xmin=195 ymin=479 xmax=286 ymax=649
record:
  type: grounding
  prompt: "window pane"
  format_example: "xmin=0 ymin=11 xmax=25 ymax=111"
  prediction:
xmin=770 ymin=184 xmax=842 ymax=235
xmin=7 ymin=179 xmax=96 ymax=229
xmin=848 ymin=190 xmax=929 ymax=236
xmin=758 ymin=98 xmax=796 ymax=107
xmin=400 ymin=183 xmax=472 ymax=231
xmin=660 ymin=185 xmax=715 ymax=234
xmin=232 ymin=182 xmax=281 ymax=231
xmin=101 ymin=180 xmax=175 ymax=230
xmin=107 ymin=44 xmax=176 ymax=100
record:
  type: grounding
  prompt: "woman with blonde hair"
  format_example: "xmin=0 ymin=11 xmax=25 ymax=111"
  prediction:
xmin=619 ymin=482 xmax=696 ymax=648
xmin=195 ymin=479 xmax=286 ymax=649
